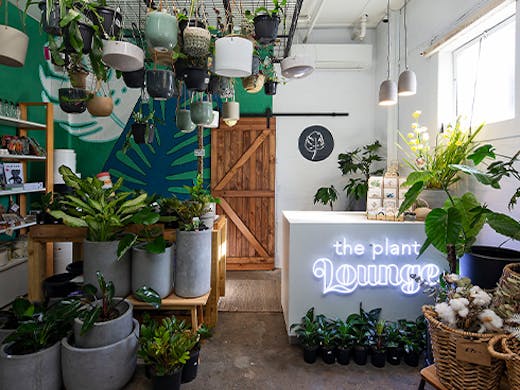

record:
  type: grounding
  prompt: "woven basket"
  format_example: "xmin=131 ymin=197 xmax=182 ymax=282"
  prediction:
xmin=422 ymin=306 xmax=505 ymax=390
xmin=183 ymin=26 xmax=210 ymax=58
xmin=494 ymin=263 xmax=520 ymax=318
xmin=488 ymin=335 xmax=520 ymax=388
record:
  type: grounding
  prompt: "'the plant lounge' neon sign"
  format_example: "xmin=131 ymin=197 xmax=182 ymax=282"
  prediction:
xmin=312 ymin=238 xmax=441 ymax=295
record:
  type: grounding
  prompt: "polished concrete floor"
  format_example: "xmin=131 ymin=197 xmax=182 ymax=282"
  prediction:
xmin=125 ymin=312 xmax=435 ymax=390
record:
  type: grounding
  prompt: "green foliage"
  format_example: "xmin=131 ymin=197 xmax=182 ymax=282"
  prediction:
xmin=397 ymin=316 xmax=427 ymax=354
xmin=316 ymin=314 xmax=336 ymax=348
xmin=118 ymin=207 xmax=168 ymax=256
xmin=134 ymin=286 xmax=162 ymax=309
xmin=368 ymin=319 xmax=387 ymax=351
xmin=333 ymin=318 xmax=355 ymax=348
xmin=313 ymin=185 xmax=338 ymax=210
xmin=346 ymin=304 xmax=381 ymax=347
xmin=252 ymin=0 xmax=287 ymax=17
xmin=50 ymin=165 xmax=148 ymax=242
xmin=290 ymin=307 xmax=320 ymax=348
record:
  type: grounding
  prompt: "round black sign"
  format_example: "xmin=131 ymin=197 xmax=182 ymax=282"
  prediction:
xmin=298 ymin=125 xmax=334 ymax=162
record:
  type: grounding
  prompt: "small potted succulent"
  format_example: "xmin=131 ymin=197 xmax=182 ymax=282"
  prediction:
xmin=290 ymin=307 xmax=320 ymax=364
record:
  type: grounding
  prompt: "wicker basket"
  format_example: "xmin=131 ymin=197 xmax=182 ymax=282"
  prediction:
xmin=183 ymin=26 xmax=211 ymax=58
xmin=488 ymin=335 xmax=520 ymax=389
xmin=422 ymin=305 xmax=505 ymax=390
xmin=494 ymin=263 xmax=520 ymax=318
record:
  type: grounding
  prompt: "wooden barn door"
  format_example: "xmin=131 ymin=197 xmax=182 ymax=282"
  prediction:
xmin=211 ymin=118 xmax=275 ymax=270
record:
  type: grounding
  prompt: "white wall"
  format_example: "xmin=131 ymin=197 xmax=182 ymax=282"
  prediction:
xmin=273 ymin=30 xmax=380 ymax=267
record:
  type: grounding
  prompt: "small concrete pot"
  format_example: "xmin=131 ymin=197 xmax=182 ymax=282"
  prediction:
xmin=176 ymin=108 xmax=196 ymax=133
xmin=132 ymin=245 xmax=174 ymax=298
xmin=73 ymin=300 xmax=133 ymax=348
xmin=222 ymin=101 xmax=240 ymax=124
xmin=61 ymin=319 xmax=139 ymax=390
xmin=0 ymin=341 xmax=62 ymax=390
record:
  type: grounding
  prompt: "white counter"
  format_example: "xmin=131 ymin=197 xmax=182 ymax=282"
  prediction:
xmin=282 ymin=211 xmax=448 ymax=335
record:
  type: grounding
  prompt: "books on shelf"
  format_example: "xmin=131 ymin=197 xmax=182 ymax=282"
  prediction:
xmin=3 ymin=162 xmax=24 ymax=189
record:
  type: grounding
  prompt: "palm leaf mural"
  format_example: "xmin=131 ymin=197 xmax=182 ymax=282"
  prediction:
xmin=103 ymin=97 xmax=211 ymax=199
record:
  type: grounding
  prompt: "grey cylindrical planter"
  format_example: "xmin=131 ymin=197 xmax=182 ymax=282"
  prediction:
xmin=73 ymin=300 xmax=133 ymax=348
xmin=0 ymin=328 xmax=13 ymax=344
xmin=132 ymin=245 xmax=174 ymax=298
xmin=0 ymin=341 xmax=61 ymax=390
xmin=83 ymin=240 xmax=131 ymax=297
xmin=175 ymin=229 xmax=212 ymax=298
xmin=61 ymin=319 xmax=139 ymax=390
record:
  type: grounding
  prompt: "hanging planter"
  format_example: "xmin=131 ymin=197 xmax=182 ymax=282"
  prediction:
xmin=87 ymin=95 xmax=113 ymax=117
xmin=176 ymin=108 xmax=196 ymax=133
xmin=68 ymin=68 xmax=89 ymax=89
xmin=131 ymin=123 xmax=155 ymax=144
xmin=182 ymin=67 xmax=209 ymax=92
xmin=146 ymin=69 xmax=177 ymax=100
xmin=218 ymin=77 xmax=234 ymax=99
xmin=242 ymin=73 xmax=265 ymax=93
xmin=207 ymin=110 xmax=219 ymax=128
xmin=183 ymin=26 xmax=211 ymax=58
xmin=122 ymin=67 xmax=145 ymax=88
xmin=190 ymin=93 xmax=213 ymax=126
xmin=207 ymin=75 xmax=219 ymax=95
xmin=222 ymin=101 xmax=239 ymax=127
xmin=88 ymin=6 xmax=122 ymax=39
xmin=64 ymin=22 xmax=93 ymax=54
xmin=264 ymin=80 xmax=278 ymax=95
xmin=59 ymin=88 xmax=88 ymax=114
xmin=38 ymin=1 xmax=61 ymax=36
xmin=0 ymin=25 xmax=29 ymax=67
xmin=145 ymin=9 xmax=178 ymax=52
xmin=214 ymin=36 xmax=253 ymax=78
xmin=254 ymin=15 xmax=280 ymax=44
xmin=102 ymin=40 xmax=144 ymax=72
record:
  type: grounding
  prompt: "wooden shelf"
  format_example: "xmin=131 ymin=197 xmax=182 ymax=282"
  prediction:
xmin=0 ymin=187 xmax=45 ymax=196
xmin=0 ymin=221 xmax=37 ymax=234
xmin=0 ymin=115 xmax=46 ymax=130
xmin=0 ymin=257 xmax=27 ymax=273
xmin=0 ymin=155 xmax=46 ymax=161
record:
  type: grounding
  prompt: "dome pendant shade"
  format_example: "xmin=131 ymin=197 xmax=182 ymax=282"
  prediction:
xmin=398 ymin=69 xmax=417 ymax=96
xmin=281 ymin=55 xmax=315 ymax=79
xmin=378 ymin=79 xmax=397 ymax=106
xmin=214 ymin=36 xmax=253 ymax=78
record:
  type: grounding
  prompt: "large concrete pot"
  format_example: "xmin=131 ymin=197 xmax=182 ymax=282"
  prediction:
xmin=61 ymin=319 xmax=139 ymax=390
xmin=83 ymin=240 xmax=131 ymax=297
xmin=73 ymin=300 xmax=133 ymax=348
xmin=132 ymin=245 xmax=174 ymax=298
xmin=0 ymin=341 xmax=61 ymax=390
xmin=174 ymin=229 xmax=212 ymax=298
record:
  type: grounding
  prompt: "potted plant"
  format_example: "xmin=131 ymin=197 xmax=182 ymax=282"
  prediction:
xmin=145 ymin=7 xmax=178 ymax=53
xmin=182 ymin=2 xmax=211 ymax=58
xmin=186 ymin=174 xmax=220 ymax=229
xmin=333 ymin=318 xmax=354 ymax=365
xmin=246 ymin=0 xmax=286 ymax=44
xmin=146 ymin=67 xmax=178 ymax=100
xmin=347 ymin=304 xmax=381 ymax=365
xmin=58 ymin=87 xmax=88 ymax=113
xmin=128 ymin=104 xmax=156 ymax=146
xmin=384 ymin=321 xmax=402 ymax=365
xmin=290 ymin=307 xmax=320 ymax=364
xmin=397 ymin=316 xmax=426 ymax=367
xmin=182 ymin=323 xmax=212 ymax=384
xmin=0 ymin=298 xmax=82 ymax=390
xmin=316 ymin=314 xmax=336 ymax=364
xmin=190 ymin=92 xmax=213 ymax=126
xmin=0 ymin=297 xmax=40 ymax=344
xmin=50 ymin=165 xmax=148 ymax=297
xmin=368 ymin=319 xmax=386 ymax=368
xmin=313 ymin=185 xmax=338 ymax=211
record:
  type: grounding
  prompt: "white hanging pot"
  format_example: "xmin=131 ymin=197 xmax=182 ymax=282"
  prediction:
xmin=222 ymin=101 xmax=239 ymax=127
xmin=214 ymin=36 xmax=253 ymax=78
xmin=0 ymin=25 xmax=29 ymax=67
xmin=207 ymin=110 xmax=220 ymax=128
xmin=102 ymin=40 xmax=144 ymax=72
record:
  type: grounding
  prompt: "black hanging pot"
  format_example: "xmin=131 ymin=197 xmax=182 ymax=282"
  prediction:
xmin=460 ymin=246 xmax=520 ymax=289
xmin=302 ymin=345 xmax=318 ymax=364
xmin=353 ymin=345 xmax=368 ymax=365
xmin=174 ymin=59 xmax=187 ymax=81
xmin=43 ymin=273 xmax=78 ymax=301
xmin=264 ymin=81 xmax=278 ymax=95
xmin=38 ymin=1 xmax=61 ymax=36
xmin=181 ymin=347 xmax=200 ymax=383
xmin=386 ymin=346 xmax=401 ymax=365
xmin=254 ymin=14 xmax=280 ymax=44
xmin=207 ymin=75 xmax=219 ymax=95
xmin=370 ymin=349 xmax=386 ymax=368
xmin=64 ymin=21 xmax=94 ymax=54
xmin=182 ymin=67 xmax=209 ymax=92
xmin=153 ymin=368 xmax=182 ymax=390
xmin=403 ymin=351 xmax=420 ymax=367
xmin=321 ymin=347 xmax=335 ymax=364
xmin=131 ymin=123 xmax=155 ymax=144
xmin=146 ymin=69 xmax=177 ymax=100
xmin=59 ymin=88 xmax=87 ymax=113
xmin=336 ymin=346 xmax=351 ymax=365
xmin=88 ymin=6 xmax=122 ymax=39
xmin=122 ymin=67 xmax=145 ymax=88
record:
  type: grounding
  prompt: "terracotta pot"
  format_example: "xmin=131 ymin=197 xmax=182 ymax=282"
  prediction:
xmin=87 ymin=95 xmax=113 ymax=117
xmin=0 ymin=25 xmax=29 ymax=67
xmin=69 ymin=70 xmax=89 ymax=89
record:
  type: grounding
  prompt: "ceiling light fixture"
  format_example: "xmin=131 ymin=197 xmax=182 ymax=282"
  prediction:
xmin=378 ymin=0 xmax=397 ymax=106
xmin=281 ymin=55 xmax=315 ymax=79
xmin=398 ymin=0 xmax=417 ymax=96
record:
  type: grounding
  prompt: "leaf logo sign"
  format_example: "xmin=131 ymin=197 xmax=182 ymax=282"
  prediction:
xmin=298 ymin=125 xmax=334 ymax=162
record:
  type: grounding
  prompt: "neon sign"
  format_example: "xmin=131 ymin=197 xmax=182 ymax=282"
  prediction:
xmin=313 ymin=238 xmax=441 ymax=296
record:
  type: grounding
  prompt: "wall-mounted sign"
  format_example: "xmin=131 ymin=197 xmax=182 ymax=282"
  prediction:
xmin=298 ymin=125 xmax=334 ymax=161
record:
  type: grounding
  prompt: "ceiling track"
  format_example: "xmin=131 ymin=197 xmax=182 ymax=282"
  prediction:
xmin=284 ymin=0 xmax=304 ymax=58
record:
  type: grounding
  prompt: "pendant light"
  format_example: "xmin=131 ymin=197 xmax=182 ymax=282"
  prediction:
xmin=378 ymin=0 xmax=397 ymax=106
xmin=281 ymin=55 xmax=315 ymax=79
xmin=398 ymin=0 xmax=417 ymax=96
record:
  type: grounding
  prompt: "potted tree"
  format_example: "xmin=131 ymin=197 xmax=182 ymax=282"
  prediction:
xmin=368 ymin=319 xmax=386 ymax=368
xmin=290 ymin=307 xmax=320 ymax=364
xmin=49 ymin=165 xmax=148 ymax=297
xmin=313 ymin=185 xmax=338 ymax=211
xmin=333 ymin=318 xmax=354 ymax=365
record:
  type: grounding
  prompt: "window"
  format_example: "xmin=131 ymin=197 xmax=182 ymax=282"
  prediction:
xmin=453 ymin=14 xmax=515 ymax=125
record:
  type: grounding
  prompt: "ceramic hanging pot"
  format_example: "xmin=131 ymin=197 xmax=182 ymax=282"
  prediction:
xmin=64 ymin=22 xmax=94 ymax=54
xmin=190 ymin=96 xmax=213 ymax=126
xmin=0 ymin=25 xmax=29 ymax=67
xmin=254 ymin=15 xmax=280 ymax=43
xmin=38 ymin=1 xmax=61 ymax=36
xmin=182 ymin=67 xmax=209 ymax=92
xmin=222 ymin=101 xmax=239 ymax=127
xmin=214 ymin=36 xmax=253 ymax=78
xmin=176 ymin=108 xmax=197 ymax=133
xmin=87 ymin=95 xmax=113 ymax=117
xmin=88 ymin=6 xmax=122 ymax=39
xmin=146 ymin=69 xmax=177 ymax=100
xmin=145 ymin=10 xmax=178 ymax=52
xmin=122 ymin=67 xmax=145 ymax=88
xmin=59 ymin=88 xmax=88 ymax=114
xmin=102 ymin=40 xmax=144 ymax=72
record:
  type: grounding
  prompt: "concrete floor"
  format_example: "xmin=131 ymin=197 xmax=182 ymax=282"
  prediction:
xmin=125 ymin=312 xmax=435 ymax=390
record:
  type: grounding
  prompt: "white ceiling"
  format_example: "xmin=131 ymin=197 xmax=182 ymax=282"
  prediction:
xmin=298 ymin=0 xmax=406 ymax=28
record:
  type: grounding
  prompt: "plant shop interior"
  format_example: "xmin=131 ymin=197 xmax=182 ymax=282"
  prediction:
xmin=1 ymin=0 xmax=520 ymax=388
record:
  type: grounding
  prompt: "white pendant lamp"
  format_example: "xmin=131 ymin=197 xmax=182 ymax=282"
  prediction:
xmin=398 ymin=1 xmax=417 ymax=96
xmin=378 ymin=0 xmax=397 ymax=106
xmin=281 ymin=55 xmax=315 ymax=79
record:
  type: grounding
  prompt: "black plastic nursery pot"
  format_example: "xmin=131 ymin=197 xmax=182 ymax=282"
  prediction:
xmin=88 ymin=6 xmax=122 ymax=39
xmin=371 ymin=349 xmax=386 ymax=368
xmin=254 ymin=14 xmax=280 ymax=43
xmin=386 ymin=347 xmax=402 ymax=365
xmin=59 ymin=88 xmax=88 ymax=114
xmin=146 ymin=69 xmax=177 ymax=100
xmin=181 ymin=347 xmax=200 ymax=383
xmin=42 ymin=273 xmax=78 ymax=300
xmin=353 ymin=345 xmax=368 ymax=365
xmin=321 ymin=347 xmax=335 ymax=364
xmin=207 ymin=75 xmax=219 ymax=95
xmin=38 ymin=1 xmax=61 ymax=36
xmin=336 ymin=346 xmax=351 ymax=365
xmin=264 ymin=81 xmax=278 ymax=96
xmin=64 ymin=21 xmax=94 ymax=54
xmin=182 ymin=67 xmax=210 ymax=92
xmin=403 ymin=351 xmax=420 ymax=367
xmin=66 ymin=261 xmax=84 ymax=277
xmin=131 ymin=123 xmax=154 ymax=144
xmin=460 ymin=246 xmax=520 ymax=289
xmin=153 ymin=369 xmax=182 ymax=390
xmin=303 ymin=345 xmax=319 ymax=364
xmin=122 ymin=67 xmax=145 ymax=88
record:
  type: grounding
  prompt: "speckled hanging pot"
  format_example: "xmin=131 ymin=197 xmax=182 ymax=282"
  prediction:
xmin=218 ymin=77 xmax=234 ymax=99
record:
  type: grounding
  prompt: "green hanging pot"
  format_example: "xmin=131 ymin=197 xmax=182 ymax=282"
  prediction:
xmin=176 ymin=108 xmax=196 ymax=133
xmin=190 ymin=101 xmax=213 ymax=126
xmin=145 ymin=10 xmax=178 ymax=52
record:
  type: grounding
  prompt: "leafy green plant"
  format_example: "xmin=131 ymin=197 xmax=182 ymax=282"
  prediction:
xmin=368 ymin=319 xmax=387 ymax=351
xmin=384 ymin=321 xmax=401 ymax=349
xmin=50 ymin=165 xmax=148 ymax=242
xmin=333 ymin=318 xmax=355 ymax=348
xmin=313 ymin=185 xmax=338 ymax=210
xmin=244 ymin=0 xmax=287 ymax=19
xmin=316 ymin=314 xmax=336 ymax=348
xmin=290 ymin=307 xmax=320 ymax=348
xmin=346 ymin=304 xmax=381 ymax=347
xmin=397 ymin=316 xmax=427 ymax=354
xmin=187 ymin=174 xmax=220 ymax=209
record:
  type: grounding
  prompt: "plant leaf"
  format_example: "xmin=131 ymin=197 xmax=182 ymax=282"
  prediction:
xmin=398 ymin=181 xmax=424 ymax=215
xmin=135 ymin=286 xmax=162 ymax=309
xmin=145 ymin=236 xmax=167 ymax=254
xmin=486 ymin=212 xmax=520 ymax=241
xmin=117 ymin=233 xmax=138 ymax=259
xmin=467 ymin=144 xmax=495 ymax=165
xmin=424 ymin=207 xmax=463 ymax=255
